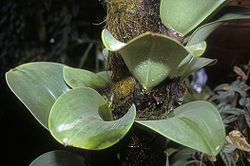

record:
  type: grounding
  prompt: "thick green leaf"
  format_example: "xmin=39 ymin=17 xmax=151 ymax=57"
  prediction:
xmin=171 ymin=148 xmax=194 ymax=166
xmin=169 ymin=42 xmax=213 ymax=79
xmin=167 ymin=54 xmax=193 ymax=79
xmin=30 ymin=151 xmax=86 ymax=166
xmin=49 ymin=87 xmax=136 ymax=150
xmin=160 ymin=0 xmax=230 ymax=36
xmin=136 ymin=101 xmax=225 ymax=156
xmin=102 ymin=48 xmax=109 ymax=59
xmin=188 ymin=6 xmax=250 ymax=46
xmin=97 ymin=70 xmax=112 ymax=83
xmin=5 ymin=62 xmax=70 ymax=129
xmin=186 ymin=41 xmax=207 ymax=58
xmin=102 ymin=29 xmax=188 ymax=89
xmin=180 ymin=57 xmax=216 ymax=80
xmin=63 ymin=66 xmax=107 ymax=89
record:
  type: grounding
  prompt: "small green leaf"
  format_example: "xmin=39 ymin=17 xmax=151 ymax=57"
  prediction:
xmin=97 ymin=70 xmax=112 ymax=83
xmin=49 ymin=87 xmax=136 ymax=150
xmin=102 ymin=29 xmax=188 ymax=89
xmin=30 ymin=151 xmax=86 ymax=166
xmin=169 ymin=41 xmax=214 ymax=79
xmin=188 ymin=6 xmax=250 ymax=46
xmin=102 ymin=48 xmax=109 ymax=67
xmin=63 ymin=66 xmax=107 ymax=89
xmin=5 ymin=62 xmax=70 ymax=129
xmin=180 ymin=57 xmax=216 ymax=80
xmin=186 ymin=41 xmax=207 ymax=57
xmin=98 ymin=103 xmax=113 ymax=121
xmin=160 ymin=0 xmax=230 ymax=36
xmin=171 ymin=148 xmax=194 ymax=166
xmin=102 ymin=29 xmax=214 ymax=87
xmin=136 ymin=101 xmax=225 ymax=156
xmin=102 ymin=30 xmax=125 ymax=51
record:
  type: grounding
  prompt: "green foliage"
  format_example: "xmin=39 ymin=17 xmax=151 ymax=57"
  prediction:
xmin=6 ymin=1 xmax=250 ymax=165
xmin=63 ymin=66 xmax=107 ymax=89
xmin=96 ymin=71 xmax=112 ymax=82
xmin=5 ymin=62 xmax=70 ymax=129
xmin=5 ymin=62 xmax=225 ymax=155
xmin=170 ymin=148 xmax=195 ymax=166
xmin=160 ymin=0 xmax=231 ymax=36
xmin=30 ymin=151 xmax=86 ymax=166
xmin=185 ymin=41 xmax=207 ymax=57
xmin=187 ymin=6 xmax=250 ymax=45
xmin=210 ymin=79 xmax=250 ymax=165
xmin=210 ymin=80 xmax=250 ymax=127
xmin=5 ymin=62 xmax=135 ymax=150
xmin=102 ymin=29 xmax=188 ymax=89
xmin=137 ymin=101 xmax=225 ymax=156
xmin=102 ymin=29 xmax=214 ymax=89
xmin=103 ymin=5 xmax=250 ymax=90
xmin=49 ymin=87 xmax=136 ymax=150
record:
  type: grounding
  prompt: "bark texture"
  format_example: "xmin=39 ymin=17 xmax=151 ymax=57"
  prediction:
xmin=104 ymin=0 xmax=187 ymax=165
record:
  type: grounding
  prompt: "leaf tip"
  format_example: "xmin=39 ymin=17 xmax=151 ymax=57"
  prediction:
xmin=10 ymin=67 xmax=18 ymax=71
xmin=101 ymin=29 xmax=125 ymax=51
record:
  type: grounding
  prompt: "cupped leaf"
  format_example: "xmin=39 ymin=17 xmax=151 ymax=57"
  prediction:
xmin=186 ymin=41 xmax=207 ymax=58
xmin=169 ymin=41 xmax=212 ymax=79
xmin=136 ymin=101 xmax=225 ymax=156
xmin=188 ymin=6 xmax=250 ymax=46
xmin=63 ymin=66 xmax=107 ymax=89
xmin=180 ymin=57 xmax=216 ymax=80
xmin=5 ymin=62 xmax=70 ymax=129
xmin=102 ymin=29 xmax=188 ymax=89
xmin=171 ymin=148 xmax=194 ymax=166
xmin=102 ymin=48 xmax=109 ymax=68
xmin=102 ymin=48 xmax=109 ymax=60
xmin=49 ymin=87 xmax=136 ymax=150
xmin=30 ymin=151 xmax=86 ymax=166
xmin=160 ymin=0 xmax=230 ymax=36
xmin=168 ymin=54 xmax=193 ymax=79
xmin=97 ymin=70 xmax=112 ymax=83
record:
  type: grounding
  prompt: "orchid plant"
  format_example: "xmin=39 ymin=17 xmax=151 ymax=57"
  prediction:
xmin=5 ymin=0 xmax=250 ymax=165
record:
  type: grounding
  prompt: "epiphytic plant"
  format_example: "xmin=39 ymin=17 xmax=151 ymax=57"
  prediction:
xmin=5 ymin=0 xmax=250 ymax=165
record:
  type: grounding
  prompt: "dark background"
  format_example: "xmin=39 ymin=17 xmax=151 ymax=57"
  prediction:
xmin=1 ymin=0 xmax=250 ymax=165
xmin=1 ymin=0 xmax=105 ymax=165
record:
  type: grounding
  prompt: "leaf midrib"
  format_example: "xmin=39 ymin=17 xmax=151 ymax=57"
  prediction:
xmin=145 ymin=36 xmax=154 ymax=88
xmin=179 ymin=117 xmax=214 ymax=154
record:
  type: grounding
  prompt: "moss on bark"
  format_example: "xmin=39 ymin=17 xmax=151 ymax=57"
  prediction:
xmin=104 ymin=1 xmax=187 ymax=165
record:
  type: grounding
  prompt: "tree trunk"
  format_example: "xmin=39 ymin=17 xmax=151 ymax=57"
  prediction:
xmin=104 ymin=0 xmax=187 ymax=165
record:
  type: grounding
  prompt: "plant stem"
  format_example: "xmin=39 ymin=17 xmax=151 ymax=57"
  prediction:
xmin=104 ymin=0 xmax=186 ymax=165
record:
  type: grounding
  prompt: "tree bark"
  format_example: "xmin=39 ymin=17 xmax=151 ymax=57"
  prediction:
xmin=104 ymin=0 xmax=187 ymax=165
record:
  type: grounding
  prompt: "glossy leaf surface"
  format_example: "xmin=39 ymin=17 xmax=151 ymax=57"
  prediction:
xmin=136 ymin=101 xmax=225 ymax=156
xmin=186 ymin=41 xmax=207 ymax=58
xmin=188 ymin=6 xmax=250 ymax=46
xmin=102 ymin=29 xmax=188 ymax=89
xmin=160 ymin=0 xmax=230 ymax=36
xmin=180 ymin=57 xmax=216 ymax=80
xmin=169 ymin=54 xmax=215 ymax=80
xmin=49 ymin=87 xmax=136 ymax=150
xmin=63 ymin=66 xmax=107 ymax=89
xmin=97 ymin=71 xmax=112 ymax=83
xmin=6 ymin=62 xmax=70 ymax=129
xmin=30 ymin=151 xmax=86 ymax=166
xmin=169 ymin=41 xmax=210 ymax=79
